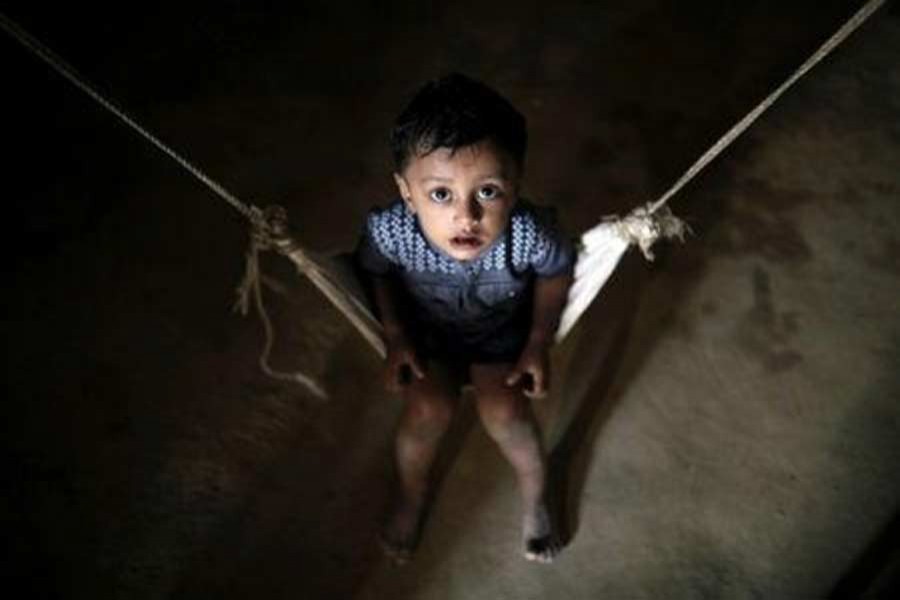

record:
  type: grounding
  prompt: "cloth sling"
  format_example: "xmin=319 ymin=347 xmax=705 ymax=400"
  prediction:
xmin=0 ymin=0 xmax=885 ymax=400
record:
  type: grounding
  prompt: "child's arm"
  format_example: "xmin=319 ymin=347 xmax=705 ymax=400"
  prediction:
xmin=372 ymin=275 xmax=426 ymax=392
xmin=505 ymin=271 xmax=573 ymax=399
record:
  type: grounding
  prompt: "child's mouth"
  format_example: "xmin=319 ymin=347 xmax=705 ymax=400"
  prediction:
xmin=450 ymin=235 xmax=483 ymax=249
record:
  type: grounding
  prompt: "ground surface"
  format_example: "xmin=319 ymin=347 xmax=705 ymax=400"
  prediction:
xmin=3 ymin=1 xmax=899 ymax=598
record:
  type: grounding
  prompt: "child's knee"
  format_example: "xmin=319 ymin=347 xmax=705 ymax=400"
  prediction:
xmin=477 ymin=394 xmax=527 ymax=431
xmin=470 ymin=369 xmax=524 ymax=429
xmin=404 ymin=394 xmax=454 ymax=433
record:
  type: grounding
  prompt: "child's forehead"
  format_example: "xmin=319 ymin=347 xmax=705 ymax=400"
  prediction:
xmin=406 ymin=142 xmax=519 ymax=180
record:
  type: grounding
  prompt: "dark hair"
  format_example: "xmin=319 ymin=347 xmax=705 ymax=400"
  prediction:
xmin=389 ymin=73 xmax=527 ymax=173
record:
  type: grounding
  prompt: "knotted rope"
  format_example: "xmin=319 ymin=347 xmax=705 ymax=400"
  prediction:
xmin=233 ymin=207 xmax=328 ymax=399
xmin=555 ymin=0 xmax=886 ymax=340
xmin=0 ymin=11 xmax=330 ymax=398
xmin=605 ymin=0 xmax=886 ymax=256
xmin=610 ymin=205 xmax=691 ymax=261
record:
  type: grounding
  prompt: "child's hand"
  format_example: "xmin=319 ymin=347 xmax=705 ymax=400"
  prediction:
xmin=384 ymin=335 xmax=426 ymax=393
xmin=506 ymin=341 xmax=550 ymax=400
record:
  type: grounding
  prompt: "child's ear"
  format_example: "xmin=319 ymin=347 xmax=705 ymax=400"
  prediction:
xmin=393 ymin=173 xmax=415 ymax=212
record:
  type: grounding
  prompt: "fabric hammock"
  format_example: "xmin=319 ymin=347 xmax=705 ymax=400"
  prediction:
xmin=239 ymin=202 xmax=688 ymax=359
xmin=231 ymin=204 xmax=686 ymax=401
xmin=0 ymin=0 xmax=885 ymax=401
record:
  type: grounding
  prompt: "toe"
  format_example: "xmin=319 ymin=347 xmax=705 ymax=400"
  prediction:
xmin=524 ymin=536 xmax=561 ymax=564
xmin=379 ymin=534 xmax=414 ymax=565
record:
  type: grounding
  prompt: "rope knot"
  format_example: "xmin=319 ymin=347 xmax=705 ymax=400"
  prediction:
xmin=249 ymin=204 xmax=297 ymax=253
xmin=610 ymin=203 xmax=691 ymax=261
xmin=233 ymin=204 xmax=328 ymax=400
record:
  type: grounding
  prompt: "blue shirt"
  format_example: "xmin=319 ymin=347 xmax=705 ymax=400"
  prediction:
xmin=356 ymin=199 xmax=574 ymax=361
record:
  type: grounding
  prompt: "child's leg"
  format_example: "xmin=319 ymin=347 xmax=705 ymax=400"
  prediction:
xmin=470 ymin=363 xmax=561 ymax=563
xmin=382 ymin=363 xmax=458 ymax=562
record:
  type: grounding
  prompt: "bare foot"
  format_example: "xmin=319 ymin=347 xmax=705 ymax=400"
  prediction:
xmin=380 ymin=498 xmax=425 ymax=565
xmin=523 ymin=502 xmax=562 ymax=563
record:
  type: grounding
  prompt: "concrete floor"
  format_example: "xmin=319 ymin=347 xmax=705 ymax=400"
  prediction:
xmin=3 ymin=1 xmax=899 ymax=598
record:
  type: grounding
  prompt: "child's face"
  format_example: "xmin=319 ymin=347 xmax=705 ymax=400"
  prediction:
xmin=394 ymin=140 xmax=520 ymax=262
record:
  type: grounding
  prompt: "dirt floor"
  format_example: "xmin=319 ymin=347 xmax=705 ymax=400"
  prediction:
xmin=3 ymin=1 xmax=899 ymax=598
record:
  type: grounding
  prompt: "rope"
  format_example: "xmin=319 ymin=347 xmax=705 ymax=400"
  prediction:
xmin=233 ymin=217 xmax=328 ymax=400
xmin=0 ymin=11 xmax=259 ymax=223
xmin=647 ymin=0 xmax=885 ymax=215
xmin=0 ymin=11 xmax=324 ymax=394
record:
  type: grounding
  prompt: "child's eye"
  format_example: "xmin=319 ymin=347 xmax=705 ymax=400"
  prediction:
xmin=476 ymin=186 xmax=500 ymax=201
xmin=429 ymin=188 xmax=452 ymax=203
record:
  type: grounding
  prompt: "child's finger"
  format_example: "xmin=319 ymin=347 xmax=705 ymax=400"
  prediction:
xmin=525 ymin=385 xmax=548 ymax=400
xmin=408 ymin=357 xmax=426 ymax=380
xmin=525 ymin=368 xmax=546 ymax=399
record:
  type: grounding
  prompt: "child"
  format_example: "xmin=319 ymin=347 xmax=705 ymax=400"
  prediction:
xmin=356 ymin=73 xmax=574 ymax=564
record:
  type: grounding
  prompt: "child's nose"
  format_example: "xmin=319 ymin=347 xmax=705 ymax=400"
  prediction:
xmin=454 ymin=196 xmax=483 ymax=224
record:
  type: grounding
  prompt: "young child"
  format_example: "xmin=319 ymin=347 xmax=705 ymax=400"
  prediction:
xmin=356 ymin=73 xmax=574 ymax=564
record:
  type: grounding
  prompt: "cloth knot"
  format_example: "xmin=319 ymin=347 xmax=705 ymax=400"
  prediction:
xmin=609 ymin=204 xmax=690 ymax=260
